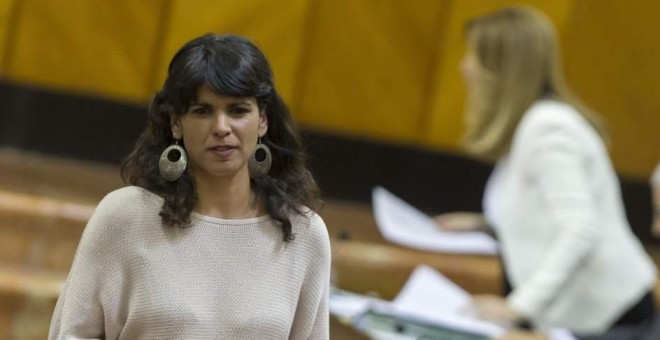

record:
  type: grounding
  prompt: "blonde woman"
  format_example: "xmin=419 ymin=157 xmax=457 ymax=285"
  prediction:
xmin=436 ymin=6 xmax=657 ymax=336
xmin=651 ymin=163 xmax=660 ymax=237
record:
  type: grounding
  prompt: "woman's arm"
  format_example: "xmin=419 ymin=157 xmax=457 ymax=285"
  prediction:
xmin=507 ymin=127 xmax=600 ymax=320
xmin=433 ymin=212 xmax=489 ymax=232
xmin=651 ymin=164 xmax=660 ymax=237
xmin=49 ymin=193 xmax=127 ymax=340
xmin=289 ymin=214 xmax=331 ymax=340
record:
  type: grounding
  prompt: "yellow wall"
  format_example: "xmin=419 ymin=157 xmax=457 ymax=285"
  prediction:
xmin=0 ymin=0 xmax=657 ymax=178
xmin=0 ymin=0 xmax=16 ymax=72
xmin=562 ymin=0 xmax=660 ymax=179
xmin=4 ymin=0 xmax=164 ymax=101
xmin=154 ymin=0 xmax=311 ymax=104
xmin=296 ymin=0 xmax=450 ymax=144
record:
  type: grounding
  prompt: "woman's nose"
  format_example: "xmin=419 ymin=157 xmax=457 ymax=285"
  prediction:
xmin=213 ymin=113 xmax=231 ymax=136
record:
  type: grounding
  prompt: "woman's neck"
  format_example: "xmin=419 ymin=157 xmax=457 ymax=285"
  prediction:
xmin=193 ymin=171 xmax=264 ymax=220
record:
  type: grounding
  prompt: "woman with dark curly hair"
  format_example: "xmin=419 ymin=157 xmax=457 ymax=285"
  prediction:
xmin=49 ymin=34 xmax=330 ymax=340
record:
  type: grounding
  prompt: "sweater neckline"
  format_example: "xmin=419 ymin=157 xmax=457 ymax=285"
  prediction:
xmin=190 ymin=211 xmax=272 ymax=225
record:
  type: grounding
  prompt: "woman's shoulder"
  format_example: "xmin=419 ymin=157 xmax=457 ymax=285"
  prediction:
xmin=293 ymin=207 xmax=325 ymax=226
xmin=522 ymin=99 xmax=584 ymax=130
xmin=93 ymin=186 xmax=163 ymax=222
xmin=79 ymin=186 xmax=162 ymax=249
xmin=515 ymin=100 xmax=596 ymax=146
xmin=291 ymin=208 xmax=329 ymax=244
xmin=100 ymin=186 xmax=162 ymax=206
xmin=290 ymin=208 xmax=331 ymax=266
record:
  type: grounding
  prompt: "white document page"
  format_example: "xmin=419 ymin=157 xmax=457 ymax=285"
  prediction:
xmin=386 ymin=265 xmax=575 ymax=340
xmin=392 ymin=264 xmax=472 ymax=316
xmin=372 ymin=186 xmax=498 ymax=255
xmin=329 ymin=289 xmax=379 ymax=320
xmin=386 ymin=264 xmax=506 ymax=337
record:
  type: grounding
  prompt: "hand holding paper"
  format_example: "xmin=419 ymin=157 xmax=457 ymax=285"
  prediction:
xmin=372 ymin=186 xmax=498 ymax=255
xmin=434 ymin=211 xmax=489 ymax=232
xmin=471 ymin=294 xmax=522 ymax=327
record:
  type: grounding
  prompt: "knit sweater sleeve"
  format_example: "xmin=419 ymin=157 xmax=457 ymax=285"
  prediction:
xmin=49 ymin=189 xmax=132 ymax=340
xmin=289 ymin=212 xmax=331 ymax=340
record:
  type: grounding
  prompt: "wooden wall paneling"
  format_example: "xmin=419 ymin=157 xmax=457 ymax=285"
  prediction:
xmin=563 ymin=1 xmax=660 ymax=178
xmin=1 ymin=0 xmax=657 ymax=176
xmin=153 ymin=0 xmax=310 ymax=109
xmin=332 ymin=241 xmax=502 ymax=300
xmin=0 ymin=0 xmax=17 ymax=73
xmin=295 ymin=0 xmax=448 ymax=145
xmin=4 ymin=0 xmax=164 ymax=103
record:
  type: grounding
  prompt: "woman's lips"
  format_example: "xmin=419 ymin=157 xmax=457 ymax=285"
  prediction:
xmin=209 ymin=146 xmax=236 ymax=157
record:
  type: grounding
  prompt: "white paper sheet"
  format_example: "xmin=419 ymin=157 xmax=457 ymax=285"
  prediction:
xmin=372 ymin=186 xmax=498 ymax=255
xmin=387 ymin=265 xmax=506 ymax=337
xmin=329 ymin=289 xmax=377 ymax=320
xmin=392 ymin=264 xmax=472 ymax=316
xmin=373 ymin=265 xmax=575 ymax=340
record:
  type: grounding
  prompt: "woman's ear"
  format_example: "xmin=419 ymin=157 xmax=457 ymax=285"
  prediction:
xmin=258 ymin=110 xmax=268 ymax=137
xmin=170 ymin=115 xmax=183 ymax=139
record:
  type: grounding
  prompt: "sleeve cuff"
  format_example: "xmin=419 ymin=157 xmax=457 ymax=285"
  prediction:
xmin=507 ymin=288 xmax=542 ymax=323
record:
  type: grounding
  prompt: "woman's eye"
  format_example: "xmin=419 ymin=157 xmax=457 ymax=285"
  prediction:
xmin=231 ymin=107 xmax=250 ymax=114
xmin=192 ymin=107 xmax=209 ymax=114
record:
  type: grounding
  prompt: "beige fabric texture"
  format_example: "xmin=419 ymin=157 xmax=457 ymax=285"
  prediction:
xmin=49 ymin=186 xmax=331 ymax=340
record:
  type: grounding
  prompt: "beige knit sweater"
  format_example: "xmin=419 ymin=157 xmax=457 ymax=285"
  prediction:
xmin=48 ymin=186 xmax=331 ymax=340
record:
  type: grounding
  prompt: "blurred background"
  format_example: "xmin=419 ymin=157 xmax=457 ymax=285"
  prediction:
xmin=0 ymin=0 xmax=658 ymax=339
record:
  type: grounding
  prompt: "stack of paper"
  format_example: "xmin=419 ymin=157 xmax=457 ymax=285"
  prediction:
xmin=378 ymin=264 xmax=506 ymax=337
xmin=372 ymin=186 xmax=498 ymax=255
xmin=330 ymin=265 xmax=576 ymax=340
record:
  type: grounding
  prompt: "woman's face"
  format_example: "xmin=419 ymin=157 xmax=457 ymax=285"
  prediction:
xmin=460 ymin=45 xmax=481 ymax=93
xmin=171 ymin=84 xmax=268 ymax=180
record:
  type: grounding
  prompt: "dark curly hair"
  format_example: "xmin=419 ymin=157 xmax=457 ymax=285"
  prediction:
xmin=121 ymin=34 xmax=321 ymax=241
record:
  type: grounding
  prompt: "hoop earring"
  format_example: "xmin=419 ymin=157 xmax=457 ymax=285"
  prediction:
xmin=159 ymin=139 xmax=187 ymax=181
xmin=249 ymin=138 xmax=272 ymax=179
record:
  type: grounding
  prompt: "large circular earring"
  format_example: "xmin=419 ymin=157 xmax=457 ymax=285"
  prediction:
xmin=159 ymin=139 xmax=187 ymax=181
xmin=248 ymin=138 xmax=272 ymax=179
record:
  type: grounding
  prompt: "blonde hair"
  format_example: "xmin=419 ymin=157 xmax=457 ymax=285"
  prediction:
xmin=461 ymin=6 xmax=607 ymax=160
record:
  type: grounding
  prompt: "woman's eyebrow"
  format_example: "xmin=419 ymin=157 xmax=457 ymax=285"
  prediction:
xmin=229 ymin=101 xmax=253 ymax=106
xmin=190 ymin=101 xmax=211 ymax=106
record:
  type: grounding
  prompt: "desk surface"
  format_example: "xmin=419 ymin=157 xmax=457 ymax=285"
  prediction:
xmin=319 ymin=195 xmax=660 ymax=309
xmin=331 ymin=316 xmax=370 ymax=340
